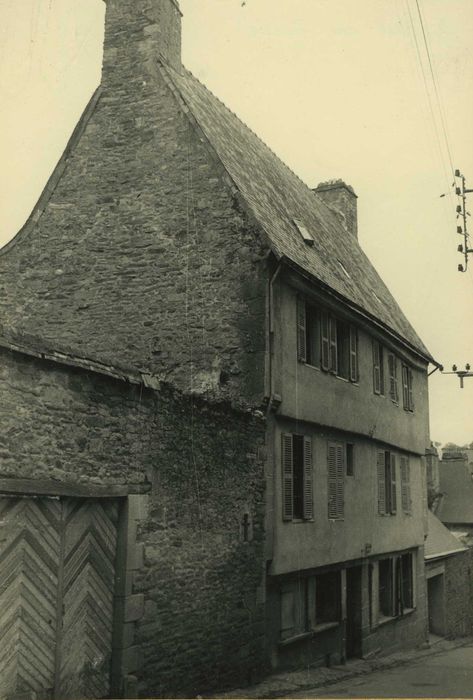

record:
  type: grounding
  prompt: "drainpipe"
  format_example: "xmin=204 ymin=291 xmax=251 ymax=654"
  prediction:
xmin=267 ymin=259 xmax=283 ymax=410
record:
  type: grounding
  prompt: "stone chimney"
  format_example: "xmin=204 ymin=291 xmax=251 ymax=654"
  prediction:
xmin=102 ymin=0 xmax=182 ymax=83
xmin=313 ymin=180 xmax=358 ymax=239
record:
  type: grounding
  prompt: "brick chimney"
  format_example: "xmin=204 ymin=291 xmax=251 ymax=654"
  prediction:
xmin=102 ymin=0 xmax=182 ymax=82
xmin=313 ymin=180 xmax=358 ymax=239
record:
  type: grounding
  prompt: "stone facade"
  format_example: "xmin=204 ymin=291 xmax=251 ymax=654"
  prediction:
xmin=0 ymin=347 xmax=267 ymax=697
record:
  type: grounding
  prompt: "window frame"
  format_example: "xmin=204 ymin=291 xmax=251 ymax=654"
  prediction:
xmin=387 ymin=352 xmax=399 ymax=403
xmin=376 ymin=552 xmax=415 ymax=623
xmin=279 ymin=572 xmax=342 ymax=642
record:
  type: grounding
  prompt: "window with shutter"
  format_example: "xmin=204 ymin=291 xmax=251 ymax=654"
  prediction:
xmin=328 ymin=443 xmax=338 ymax=519
xmin=390 ymin=453 xmax=397 ymax=514
xmin=282 ymin=433 xmax=313 ymax=521
xmin=401 ymin=365 xmax=415 ymax=411
xmin=297 ymin=297 xmax=307 ymax=363
xmin=407 ymin=368 xmax=414 ymax=411
xmin=328 ymin=442 xmax=344 ymax=519
xmin=400 ymin=456 xmax=411 ymax=514
xmin=349 ymin=327 xmax=358 ymax=382
xmin=329 ymin=317 xmax=338 ymax=374
xmin=373 ymin=341 xmax=384 ymax=395
xmin=377 ymin=450 xmax=386 ymax=515
xmin=388 ymin=353 xmax=399 ymax=403
xmin=303 ymin=436 xmax=314 ymax=520
xmin=377 ymin=552 xmax=415 ymax=622
xmin=321 ymin=312 xmax=330 ymax=370
xmin=282 ymin=434 xmax=293 ymax=521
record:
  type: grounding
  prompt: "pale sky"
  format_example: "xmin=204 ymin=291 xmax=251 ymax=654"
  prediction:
xmin=0 ymin=0 xmax=472 ymax=445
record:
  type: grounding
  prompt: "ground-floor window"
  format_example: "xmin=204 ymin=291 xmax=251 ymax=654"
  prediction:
xmin=376 ymin=551 xmax=415 ymax=621
xmin=279 ymin=571 xmax=341 ymax=641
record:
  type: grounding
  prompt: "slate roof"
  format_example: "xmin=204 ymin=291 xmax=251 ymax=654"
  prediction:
xmin=164 ymin=64 xmax=433 ymax=361
xmin=424 ymin=510 xmax=467 ymax=560
xmin=436 ymin=461 xmax=473 ymax=525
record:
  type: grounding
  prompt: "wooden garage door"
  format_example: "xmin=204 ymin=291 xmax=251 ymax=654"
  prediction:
xmin=0 ymin=496 xmax=119 ymax=700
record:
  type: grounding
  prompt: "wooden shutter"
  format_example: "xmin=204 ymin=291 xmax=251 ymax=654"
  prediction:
xmin=400 ymin=456 xmax=411 ymax=513
xmin=390 ymin=453 xmax=397 ymax=514
xmin=329 ymin=317 xmax=338 ymax=373
xmin=336 ymin=443 xmax=345 ymax=518
xmin=349 ymin=326 xmax=358 ymax=382
xmin=377 ymin=450 xmax=386 ymax=515
xmin=307 ymin=577 xmax=316 ymax=630
xmin=373 ymin=341 xmax=381 ymax=394
xmin=388 ymin=353 xmax=398 ymax=402
xmin=321 ymin=311 xmax=330 ymax=370
xmin=408 ymin=368 xmax=414 ymax=411
xmin=402 ymin=365 xmax=409 ymax=409
xmin=303 ymin=436 xmax=314 ymax=520
xmin=297 ymin=297 xmax=307 ymax=363
xmin=282 ymin=433 xmax=294 ymax=521
xmin=328 ymin=443 xmax=338 ymax=518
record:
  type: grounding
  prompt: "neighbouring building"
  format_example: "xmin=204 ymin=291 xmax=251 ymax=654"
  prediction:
xmin=424 ymin=511 xmax=473 ymax=639
xmin=435 ymin=459 xmax=473 ymax=544
xmin=0 ymin=0 xmax=439 ymax=697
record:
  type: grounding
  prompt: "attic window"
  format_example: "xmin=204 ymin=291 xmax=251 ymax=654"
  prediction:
xmin=337 ymin=260 xmax=351 ymax=278
xmin=293 ymin=219 xmax=314 ymax=246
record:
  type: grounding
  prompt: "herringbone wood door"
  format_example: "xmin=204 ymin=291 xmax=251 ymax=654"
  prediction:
xmin=0 ymin=497 xmax=61 ymax=699
xmin=57 ymin=499 xmax=119 ymax=699
xmin=0 ymin=496 xmax=119 ymax=700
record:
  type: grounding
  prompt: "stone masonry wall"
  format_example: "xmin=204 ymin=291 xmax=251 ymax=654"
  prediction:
xmin=0 ymin=0 xmax=268 ymax=406
xmin=444 ymin=549 xmax=473 ymax=638
xmin=0 ymin=348 xmax=267 ymax=697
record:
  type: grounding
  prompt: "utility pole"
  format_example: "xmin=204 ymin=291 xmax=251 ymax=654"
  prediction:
xmin=441 ymin=364 xmax=473 ymax=388
xmin=454 ymin=169 xmax=473 ymax=272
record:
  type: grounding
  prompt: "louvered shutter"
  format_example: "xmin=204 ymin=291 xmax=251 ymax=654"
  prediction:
xmin=321 ymin=312 xmax=330 ymax=370
xmin=349 ymin=327 xmax=358 ymax=382
xmin=336 ymin=443 xmax=345 ymax=518
xmin=329 ymin=317 xmax=338 ymax=373
xmin=400 ymin=457 xmax=411 ymax=513
xmin=402 ymin=365 xmax=409 ymax=408
xmin=377 ymin=450 xmax=386 ymax=515
xmin=297 ymin=297 xmax=307 ymax=363
xmin=388 ymin=354 xmax=398 ymax=402
xmin=303 ymin=436 xmax=314 ymax=520
xmin=408 ymin=368 xmax=414 ymax=411
xmin=373 ymin=342 xmax=381 ymax=394
xmin=328 ymin=443 xmax=338 ymax=518
xmin=390 ymin=453 xmax=397 ymax=514
xmin=282 ymin=434 xmax=294 ymax=521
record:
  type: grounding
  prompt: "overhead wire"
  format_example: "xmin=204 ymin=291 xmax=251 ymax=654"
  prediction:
xmin=405 ymin=0 xmax=456 ymax=218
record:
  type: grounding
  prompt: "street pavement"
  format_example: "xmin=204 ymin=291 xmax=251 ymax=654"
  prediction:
xmin=294 ymin=642 xmax=473 ymax=698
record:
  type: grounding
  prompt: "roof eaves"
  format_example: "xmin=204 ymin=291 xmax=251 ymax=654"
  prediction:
xmin=0 ymin=86 xmax=103 ymax=258
xmin=281 ymin=256 xmax=437 ymax=365
xmin=425 ymin=546 xmax=468 ymax=560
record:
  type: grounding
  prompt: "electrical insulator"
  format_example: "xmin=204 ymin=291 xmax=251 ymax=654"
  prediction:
xmin=457 ymin=226 xmax=463 ymax=234
xmin=455 ymin=169 xmax=461 ymax=177
xmin=458 ymin=264 xmax=464 ymax=272
xmin=458 ymin=244 xmax=463 ymax=252
xmin=466 ymin=364 xmax=471 ymax=371
xmin=456 ymin=205 xmax=462 ymax=213
xmin=452 ymin=365 xmax=457 ymax=371
xmin=456 ymin=187 xmax=462 ymax=195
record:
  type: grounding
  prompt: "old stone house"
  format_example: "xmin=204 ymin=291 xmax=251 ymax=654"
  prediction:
xmin=0 ymin=0 xmax=439 ymax=697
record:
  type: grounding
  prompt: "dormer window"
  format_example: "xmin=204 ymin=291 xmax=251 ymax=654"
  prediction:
xmin=293 ymin=218 xmax=314 ymax=246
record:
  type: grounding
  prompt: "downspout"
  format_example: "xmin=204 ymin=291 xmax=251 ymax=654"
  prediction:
xmin=267 ymin=259 xmax=283 ymax=410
